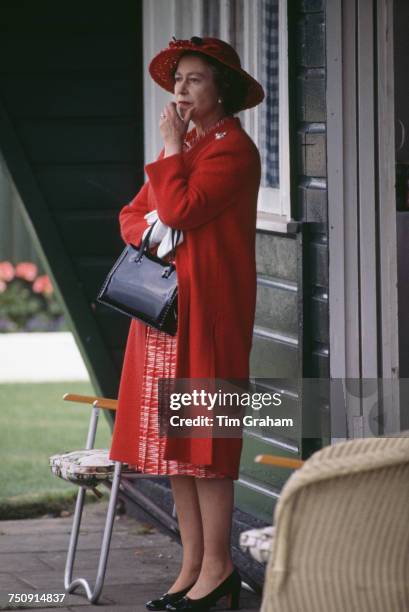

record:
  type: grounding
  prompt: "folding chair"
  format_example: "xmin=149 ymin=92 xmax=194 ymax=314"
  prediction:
xmin=49 ymin=393 xmax=177 ymax=604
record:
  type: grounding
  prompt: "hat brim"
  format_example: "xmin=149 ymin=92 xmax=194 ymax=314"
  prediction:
xmin=149 ymin=48 xmax=265 ymax=112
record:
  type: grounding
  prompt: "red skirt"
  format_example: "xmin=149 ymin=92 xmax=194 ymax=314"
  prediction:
xmin=128 ymin=326 xmax=227 ymax=478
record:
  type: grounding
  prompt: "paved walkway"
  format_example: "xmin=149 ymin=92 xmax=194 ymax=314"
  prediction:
xmin=0 ymin=502 xmax=261 ymax=612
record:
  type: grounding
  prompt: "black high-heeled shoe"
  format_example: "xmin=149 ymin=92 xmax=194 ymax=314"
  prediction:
xmin=146 ymin=583 xmax=196 ymax=611
xmin=165 ymin=568 xmax=241 ymax=611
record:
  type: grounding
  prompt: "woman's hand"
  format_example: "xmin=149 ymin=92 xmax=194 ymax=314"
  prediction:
xmin=160 ymin=102 xmax=193 ymax=157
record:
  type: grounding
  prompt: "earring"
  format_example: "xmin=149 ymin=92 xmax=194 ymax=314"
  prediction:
xmin=218 ymin=98 xmax=223 ymax=104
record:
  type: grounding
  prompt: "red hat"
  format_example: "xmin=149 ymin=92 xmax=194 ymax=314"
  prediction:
xmin=149 ymin=36 xmax=265 ymax=112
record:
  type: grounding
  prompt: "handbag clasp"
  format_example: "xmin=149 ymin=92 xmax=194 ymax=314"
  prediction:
xmin=162 ymin=264 xmax=175 ymax=279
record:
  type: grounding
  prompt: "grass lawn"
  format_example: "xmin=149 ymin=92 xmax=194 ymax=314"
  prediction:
xmin=0 ymin=382 xmax=112 ymax=518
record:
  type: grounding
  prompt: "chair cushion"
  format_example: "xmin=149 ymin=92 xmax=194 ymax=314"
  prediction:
xmin=239 ymin=526 xmax=275 ymax=564
xmin=49 ymin=449 xmax=131 ymax=487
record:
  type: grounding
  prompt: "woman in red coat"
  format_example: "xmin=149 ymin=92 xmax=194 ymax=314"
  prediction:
xmin=109 ymin=37 xmax=264 ymax=611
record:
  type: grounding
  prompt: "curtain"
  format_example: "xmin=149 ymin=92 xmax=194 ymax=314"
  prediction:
xmin=260 ymin=0 xmax=279 ymax=188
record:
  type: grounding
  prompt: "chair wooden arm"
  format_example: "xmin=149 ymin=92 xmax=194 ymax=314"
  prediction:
xmin=255 ymin=455 xmax=304 ymax=470
xmin=63 ymin=393 xmax=118 ymax=411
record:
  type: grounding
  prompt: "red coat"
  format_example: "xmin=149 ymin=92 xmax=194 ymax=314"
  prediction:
xmin=109 ymin=116 xmax=261 ymax=479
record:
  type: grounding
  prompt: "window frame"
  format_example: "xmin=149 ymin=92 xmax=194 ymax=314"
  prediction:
xmin=142 ymin=0 xmax=292 ymax=232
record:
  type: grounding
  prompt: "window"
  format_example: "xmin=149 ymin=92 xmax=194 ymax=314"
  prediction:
xmin=143 ymin=0 xmax=290 ymax=226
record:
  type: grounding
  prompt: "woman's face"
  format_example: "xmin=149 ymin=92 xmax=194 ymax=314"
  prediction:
xmin=174 ymin=54 xmax=221 ymax=123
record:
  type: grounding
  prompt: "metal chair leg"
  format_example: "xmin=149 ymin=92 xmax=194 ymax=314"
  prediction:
xmin=64 ymin=461 xmax=122 ymax=603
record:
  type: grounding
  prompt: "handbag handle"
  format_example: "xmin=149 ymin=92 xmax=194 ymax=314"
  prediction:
xmin=137 ymin=224 xmax=155 ymax=260
xmin=136 ymin=222 xmax=180 ymax=272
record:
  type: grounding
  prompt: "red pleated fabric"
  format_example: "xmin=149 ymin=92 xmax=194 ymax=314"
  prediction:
xmin=129 ymin=326 xmax=226 ymax=478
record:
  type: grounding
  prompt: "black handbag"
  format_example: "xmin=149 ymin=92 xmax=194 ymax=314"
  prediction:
xmin=97 ymin=225 xmax=179 ymax=336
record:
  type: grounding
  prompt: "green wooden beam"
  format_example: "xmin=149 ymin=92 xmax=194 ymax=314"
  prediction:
xmin=0 ymin=99 xmax=119 ymax=401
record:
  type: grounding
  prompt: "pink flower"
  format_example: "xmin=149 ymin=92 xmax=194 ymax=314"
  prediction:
xmin=15 ymin=262 xmax=38 ymax=282
xmin=33 ymin=275 xmax=53 ymax=295
xmin=0 ymin=280 xmax=7 ymax=293
xmin=0 ymin=261 xmax=14 ymax=282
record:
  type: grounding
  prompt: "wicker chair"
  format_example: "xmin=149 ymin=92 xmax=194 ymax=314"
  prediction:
xmin=259 ymin=434 xmax=409 ymax=612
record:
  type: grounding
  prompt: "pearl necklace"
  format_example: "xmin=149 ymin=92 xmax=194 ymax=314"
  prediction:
xmin=183 ymin=116 xmax=231 ymax=151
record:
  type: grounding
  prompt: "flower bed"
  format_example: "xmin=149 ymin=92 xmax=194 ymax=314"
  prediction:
xmin=0 ymin=261 xmax=67 ymax=332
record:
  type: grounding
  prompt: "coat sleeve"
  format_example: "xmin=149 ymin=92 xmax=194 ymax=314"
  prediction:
xmin=118 ymin=181 xmax=150 ymax=246
xmin=144 ymin=136 xmax=260 ymax=231
xmin=118 ymin=150 xmax=166 ymax=245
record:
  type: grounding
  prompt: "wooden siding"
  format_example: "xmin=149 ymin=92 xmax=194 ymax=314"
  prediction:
xmin=293 ymin=0 xmax=329 ymax=458
xmin=292 ymin=0 xmax=329 ymax=383
xmin=235 ymin=0 xmax=329 ymax=529
xmin=233 ymin=0 xmax=329 ymax=522
xmin=236 ymin=230 xmax=301 ymax=525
